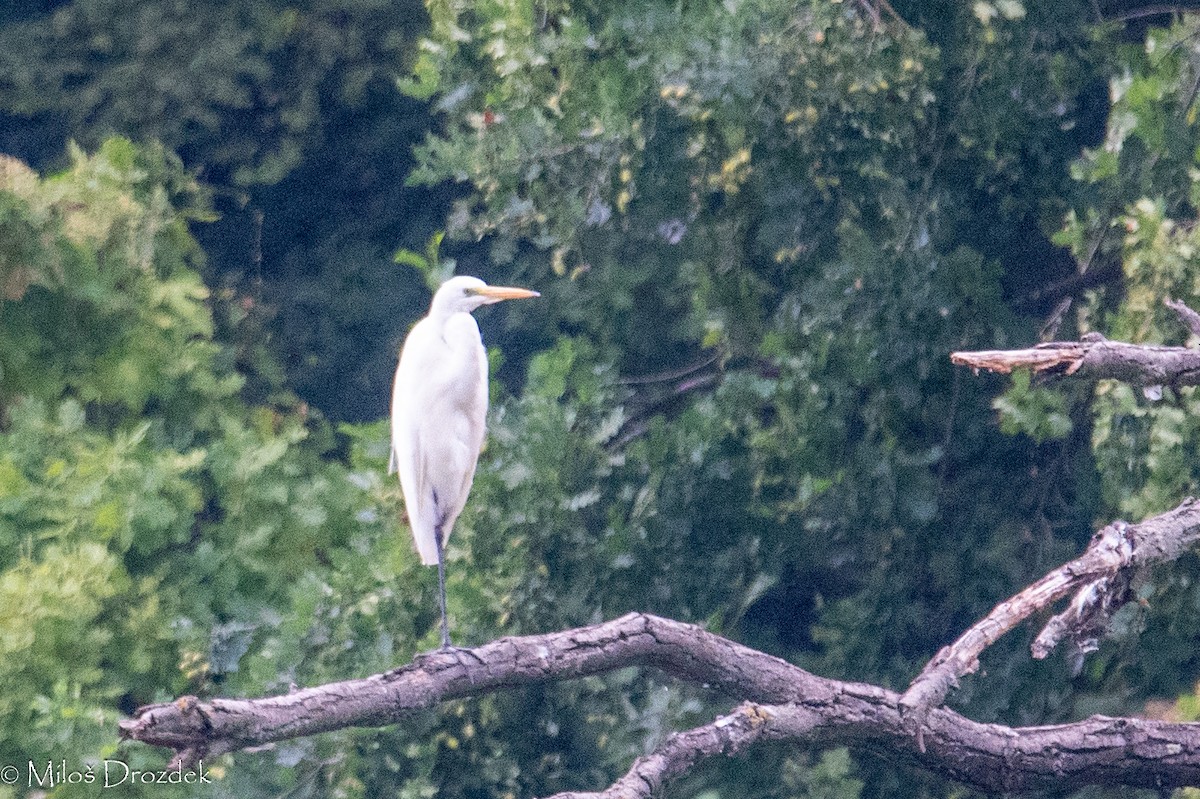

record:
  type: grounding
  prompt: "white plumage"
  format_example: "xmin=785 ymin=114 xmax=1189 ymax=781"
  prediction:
xmin=389 ymin=275 xmax=539 ymax=647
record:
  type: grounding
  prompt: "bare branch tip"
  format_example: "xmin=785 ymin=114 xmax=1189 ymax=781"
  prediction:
xmin=1164 ymin=296 xmax=1200 ymax=339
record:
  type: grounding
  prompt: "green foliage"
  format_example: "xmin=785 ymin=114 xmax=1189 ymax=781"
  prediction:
xmin=5 ymin=1 xmax=1200 ymax=798
xmin=0 ymin=542 xmax=139 ymax=760
xmin=0 ymin=140 xmax=222 ymax=418
xmin=470 ymin=336 xmax=763 ymax=632
xmin=394 ymin=230 xmax=457 ymax=291
xmin=0 ymin=144 xmax=209 ymax=788
xmin=993 ymin=370 xmax=1074 ymax=443
xmin=405 ymin=0 xmax=1108 ymax=795
xmin=0 ymin=143 xmax=417 ymax=797
xmin=975 ymin=13 xmax=1200 ymax=755
xmin=0 ymin=0 xmax=443 ymax=423
xmin=409 ymin=0 xmax=941 ymax=265
xmin=782 ymin=748 xmax=864 ymax=799
xmin=0 ymin=0 xmax=424 ymax=187
xmin=1057 ymin=19 xmax=1200 ymax=525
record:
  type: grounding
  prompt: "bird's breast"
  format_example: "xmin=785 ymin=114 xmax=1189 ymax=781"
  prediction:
xmin=434 ymin=315 xmax=486 ymax=407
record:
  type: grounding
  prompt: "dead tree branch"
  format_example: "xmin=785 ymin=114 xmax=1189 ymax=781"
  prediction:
xmin=900 ymin=498 xmax=1200 ymax=736
xmin=952 ymin=334 xmax=1200 ymax=387
xmin=1166 ymin=296 xmax=1200 ymax=338
xmin=122 ymin=602 xmax=1200 ymax=793
xmin=549 ymin=700 xmax=1200 ymax=797
xmin=954 ymin=297 xmax=1200 ymax=386
xmin=544 ymin=703 xmax=820 ymax=799
xmin=119 ymin=309 xmax=1200 ymax=796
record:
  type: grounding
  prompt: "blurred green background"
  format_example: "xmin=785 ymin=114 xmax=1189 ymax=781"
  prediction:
xmin=3 ymin=0 xmax=1200 ymax=796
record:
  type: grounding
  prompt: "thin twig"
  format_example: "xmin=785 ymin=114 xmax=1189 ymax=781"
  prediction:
xmin=900 ymin=499 xmax=1200 ymax=741
xmin=1165 ymin=296 xmax=1200 ymax=339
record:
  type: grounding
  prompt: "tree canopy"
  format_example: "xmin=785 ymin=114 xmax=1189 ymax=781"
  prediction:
xmin=4 ymin=0 xmax=1200 ymax=796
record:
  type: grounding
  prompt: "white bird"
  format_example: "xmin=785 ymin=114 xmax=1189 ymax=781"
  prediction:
xmin=390 ymin=275 xmax=540 ymax=648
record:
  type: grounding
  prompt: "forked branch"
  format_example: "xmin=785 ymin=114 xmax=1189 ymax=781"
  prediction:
xmin=900 ymin=499 xmax=1200 ymax=733
xmin=119 ymin=304 xmax=1200 ymax=796
xmin=122 ymin=601 xmax=1200 ymax=794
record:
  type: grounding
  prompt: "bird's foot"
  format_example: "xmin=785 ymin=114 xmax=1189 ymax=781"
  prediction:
xmin=415 ymin=643 xmax=483 ymax=685
xmin=444 ymin=643 xmax=484 ymax=685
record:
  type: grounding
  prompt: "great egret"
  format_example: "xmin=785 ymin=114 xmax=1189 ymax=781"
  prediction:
xmin=390 ymin=275 xmax=540 ymax=648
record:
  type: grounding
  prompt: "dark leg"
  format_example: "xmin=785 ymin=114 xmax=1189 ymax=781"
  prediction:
xmin=435 ymin=525 xmax=451 ymax=649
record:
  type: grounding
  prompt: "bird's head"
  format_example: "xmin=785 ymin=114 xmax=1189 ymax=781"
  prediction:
xmin=432 ymin=275 xmax=540 ymax=316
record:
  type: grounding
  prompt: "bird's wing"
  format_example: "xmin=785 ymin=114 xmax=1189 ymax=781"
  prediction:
xmin=392 ymin=319 xmax=443 ymax=565
xmin=425 ymin=313 xmax=489 ymax=544
xmin=391 ymin=313 xmax=489 ymax=566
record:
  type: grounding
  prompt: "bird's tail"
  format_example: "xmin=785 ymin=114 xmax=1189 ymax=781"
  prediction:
xmin=409 ymin=516 xmax=440 ymax=566
xmin=415 ymin=537 xmax=439 ymax=567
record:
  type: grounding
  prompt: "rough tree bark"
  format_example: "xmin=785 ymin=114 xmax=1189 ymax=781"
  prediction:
xmin=121 ymin=502 xmax=1200 ymax=796
xmin=120 ymin=608 xmax=1200 ymax=794
xmin=951 ymin=334 xmax=1200 ymax=386
xmin=121 ymin=312 xmax=1200 ymax=796
xmin=899 ymin=501 xmax=1200 ymax=744
xmin=950 ymin=298 xmax=1200 ymax=388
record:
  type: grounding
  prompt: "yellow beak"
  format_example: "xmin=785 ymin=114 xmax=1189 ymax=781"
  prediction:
xmin=475 ymin=285 xmax=540 ymax=301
